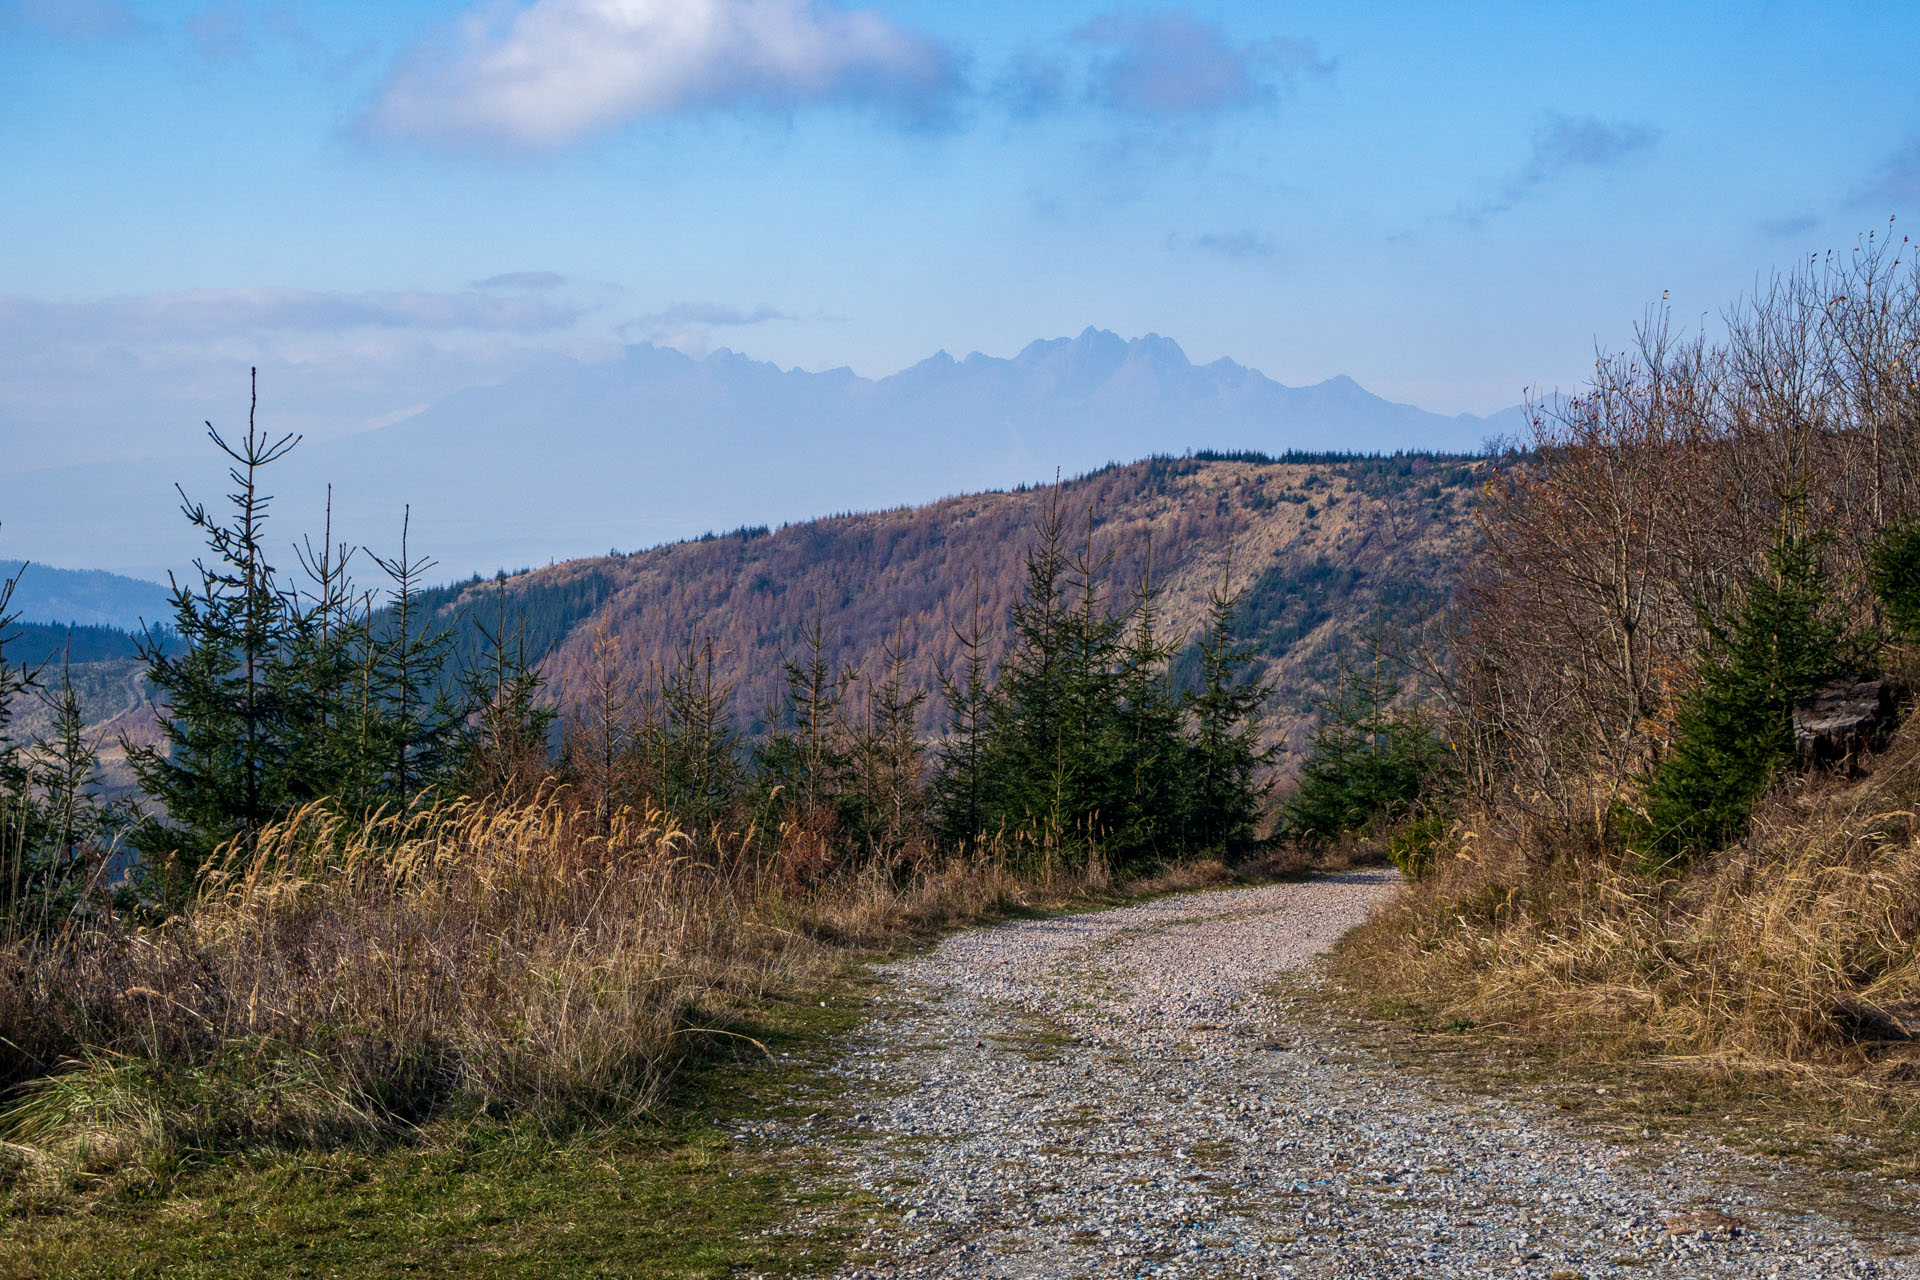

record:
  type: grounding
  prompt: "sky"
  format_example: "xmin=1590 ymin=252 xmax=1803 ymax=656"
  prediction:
xmin=4 ymin=0 xmax=1920 ymax=478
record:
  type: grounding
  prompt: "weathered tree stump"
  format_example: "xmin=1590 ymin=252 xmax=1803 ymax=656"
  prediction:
xmin=1792 ymin=677 xmax=1897 ymax=769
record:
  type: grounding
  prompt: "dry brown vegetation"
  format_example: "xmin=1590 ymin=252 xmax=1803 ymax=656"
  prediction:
xmin=1343 ymin=716 xmax=1920 ymax=1102
xmin=452 ymin=454 xmax=1479 ymax=757
xmin=1342 ymin=229 xmax=1920 ymax=1120
xmin=0 ymin=790 xmax=1191 ymax=1203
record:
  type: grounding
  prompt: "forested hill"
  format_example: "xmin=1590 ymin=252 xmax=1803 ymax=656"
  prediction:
xmin=424 ymin=453 xmax=1482 ymax=761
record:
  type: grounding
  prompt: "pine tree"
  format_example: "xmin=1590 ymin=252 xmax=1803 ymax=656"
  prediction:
xmin=1060 ymin=507 xmax=1126 ymax=850
xmin=280 ymin=487 xmax=370 ymax=806
xmin=650 ymin=636 xmax=743 ymax=836
xmin=1280 ymin=644 xmax=1433 ymax=849
xmin=365 ymin=507 xmax=458 ymax=807
xmin=1186 ymin=568 xmax=1277 ymax=854
xmin=756 ymin=601 xmax=853 ymax=828
xmin=979 ymin=491 xmax=1080 ymax=850
xmin=453 ymin=576 xmax=555 ymax=803
xmin=128 ymin=374 xmax=305 ymax=893
xmin=932 ymin=578 xmax=998 ymax=849
xmin=1102 ymin=538 xmax=1186 ymax=868
xmin=844 ymin=625 xmax=928 ymax=863
xmin=564 ymin=616 xmax=637 ymax=832
xmin=1872 ymin=521 xmax=1920 ymax=643
xmin=1637 ymin=534 xmax=1853 ymax=863
xmin=0 ymin=561 xmax=38 ymax=927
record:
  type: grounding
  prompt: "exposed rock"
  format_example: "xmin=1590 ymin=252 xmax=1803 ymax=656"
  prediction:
xmin=1793 ymin=676 xmax=1898 ymax=768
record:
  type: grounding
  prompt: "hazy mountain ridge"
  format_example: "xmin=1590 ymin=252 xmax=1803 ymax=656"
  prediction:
xmin=0 ymin=560 xmax=171 ymax=631
xmin=0 ymin=329 xmax=1521 ymax=580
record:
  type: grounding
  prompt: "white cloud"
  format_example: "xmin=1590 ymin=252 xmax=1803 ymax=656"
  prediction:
xmin=365 ymin=0 xmax=959 ymax=150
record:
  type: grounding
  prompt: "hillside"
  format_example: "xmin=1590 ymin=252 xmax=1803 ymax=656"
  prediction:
xmin=0 ymin=561 xmax=170 ymax=630
xmin=421 ymin=453 xmax=1481 ymax=763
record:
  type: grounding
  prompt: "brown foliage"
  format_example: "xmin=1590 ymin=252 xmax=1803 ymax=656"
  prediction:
xmin=1346 ymin=228 xmax=1920 ymax=1114
xmin=0 ymin=792 xmax=1128 ymax=1194
xmin=1449 ymin=232 xmax=1920 ymax=845
xmin=443 ymin=455 xmax=1481 ymax=763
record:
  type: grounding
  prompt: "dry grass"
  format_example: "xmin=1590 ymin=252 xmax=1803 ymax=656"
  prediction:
xmin=0 ymin=795 xmax=1137 ymax=1202
xmin=1337 ymin=714 xmax=1920 ymax=1126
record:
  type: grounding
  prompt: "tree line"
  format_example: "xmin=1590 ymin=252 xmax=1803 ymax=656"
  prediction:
xmin=0 ymin=373 xmax=1276 ymax=926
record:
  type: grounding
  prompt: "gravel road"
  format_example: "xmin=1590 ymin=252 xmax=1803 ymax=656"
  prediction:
xmin=752 ymin=870 xmax=1920 ymax=1277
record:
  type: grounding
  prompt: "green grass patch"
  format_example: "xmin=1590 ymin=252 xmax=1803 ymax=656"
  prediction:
xmin=0 ymin=989 xmax=867 ymax=1280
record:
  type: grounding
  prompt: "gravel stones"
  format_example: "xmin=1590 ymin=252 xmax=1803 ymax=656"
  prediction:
xmin=755 ymin=870 xmax=1920 ymax=1277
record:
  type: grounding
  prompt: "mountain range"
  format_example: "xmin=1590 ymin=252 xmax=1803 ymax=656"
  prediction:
xmin=0 ymin=329 xmax=1527 ymax=579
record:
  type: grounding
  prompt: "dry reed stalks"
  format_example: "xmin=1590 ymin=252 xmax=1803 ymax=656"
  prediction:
xmin=1339 ymin=715 xmax=1920 ymax=1116
xmin=0 ymin=793 xmax=1132 ymax=1197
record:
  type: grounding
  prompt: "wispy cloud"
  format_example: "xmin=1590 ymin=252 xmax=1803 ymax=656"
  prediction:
xmin=1185 ymin=230 xmax=1277 ymax=258
xmin=5 ymin=0 xmax=145 ymax=41
xmin=473 ymin=270 xmax=565 ymax=290
xmin=1459 ymin=113 xmax=1659 ymax=227
xmin=1073 ymin=9 xmax=1329 ymax=117
xmin=1853 ymin=136 xmax=1920 ymax=210
xmin=0 ymin=287 xmax=587 ymax=341
xmin=365 ymin=0 xmax=961 ymax=150
xmin=186 ymin=2 xmax=248 ymax=60
xmin=1758 ymin=213 xmax=1820 ymax=240
xmin=621 ymin=301 xmax=797 ymax=354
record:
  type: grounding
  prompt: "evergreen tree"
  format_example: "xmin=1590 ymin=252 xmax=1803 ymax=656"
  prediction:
xmin=1101 ymin=539 xmax=1186 ymax=867
xmin=453 ymin=575 xmax=555 ymax=803
xmin=1186 ymin=569 xmax=1278 ymax=853
xmin=1060 ymin=508 xmax=1127 ymax=849
xmin=564 ymin=617 xmax=638 ymax=832
xmin=1637 ymin=534 xmax=1854 ymax=863
xmin=650 ymin=636 xmax=743 ymax=835
xmin=0 ymin=561 xmax=38 ymax=927
xmin=365 ymin=508 xmax=458 ymax=807
xmin=1872 ymin=521 xmax=1920 ymax=643
xmin=932 ymin=579 xmax=998 ymax=849
xmin=1280 ymin=646 xmax=1435 ymax=850
xmin=977 ymin=492 xmax=1082 ymax=850
xmin=128 ymin=376 xmax=306 ymax=893
xmin=755 ymin=602 xmax=853 ymax=828
xmin=280 ymin=488 xmax=370 ymax=806
xmin=844 ymin=626 xmax=928 ymax=863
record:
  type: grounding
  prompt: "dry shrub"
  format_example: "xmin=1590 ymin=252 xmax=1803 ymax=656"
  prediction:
xmin=1341 ymin=714 xmax=1920 ymax=1110
xmin=0 ymin=793 xmax=1159 ymax=1196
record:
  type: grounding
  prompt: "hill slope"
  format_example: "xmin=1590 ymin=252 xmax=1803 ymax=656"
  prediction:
xmin=426 ymin=453 xmax=1481 ymax=762
xmin=0 ymin=561 xmax=170 ymax=630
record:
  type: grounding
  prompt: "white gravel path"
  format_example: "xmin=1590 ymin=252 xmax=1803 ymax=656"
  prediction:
xmin=753 ymin=870 xmax=1920 ymax=1277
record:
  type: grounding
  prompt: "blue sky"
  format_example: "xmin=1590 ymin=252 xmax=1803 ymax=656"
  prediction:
xmin=4 ymin=0 xmax=1920 ymax=473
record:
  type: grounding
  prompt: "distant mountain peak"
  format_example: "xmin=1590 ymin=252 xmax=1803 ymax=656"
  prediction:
xmin=2 ymin=328 xmax=1530 ymax=579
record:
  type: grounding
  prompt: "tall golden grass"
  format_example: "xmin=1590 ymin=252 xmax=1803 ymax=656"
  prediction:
xmin=1340 ymin=713 xmax=1920 ymax=1110
xmin=0 ymin=792 xmax=1130 ymax=1195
